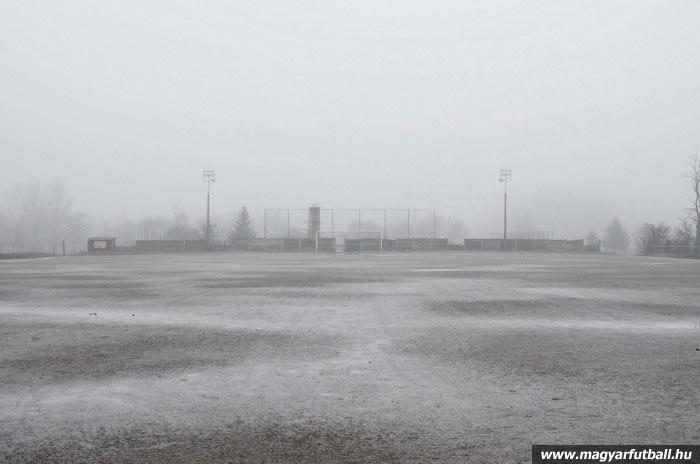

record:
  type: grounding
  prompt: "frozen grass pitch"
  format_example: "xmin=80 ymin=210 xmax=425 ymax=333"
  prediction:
xmin=1 ymin=252 xmax=699 ymax=463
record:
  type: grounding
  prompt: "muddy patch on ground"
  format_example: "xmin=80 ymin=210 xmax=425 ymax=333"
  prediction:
xmin=414 ymin=270 xmax=523 ymax=279
xmin=192 ymin=274 xmax=391 ymax=288
xmin=424 ymin=298 xmax=558 ymax=315
xmin=51 ymin=281 xmax=152 ymax=290
xmin=47 ymin=285 xmax=161 ymax=301
xmin=1 ymin=421 xmax=447 ymax=464
xmin=267 ymin=290 xmax=390 ymax=299
xmin=7 ymin=273 xmax=127 ymax=281
xmin=415 ymin=268 xmax=664 ymax=290
xmin=0 ymin=289 xmax=19 ymax=299
xmin=0 ymin=322 xmax=345 ymax=388
xmin=423 ymin=297 xmax=700 ymax=320
xmin=395 ymin=327 xmax=699 ymax=392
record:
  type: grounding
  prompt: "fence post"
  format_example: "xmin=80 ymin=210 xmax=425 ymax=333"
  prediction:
xmin=62 ymin=240 xmax=66 ymax=255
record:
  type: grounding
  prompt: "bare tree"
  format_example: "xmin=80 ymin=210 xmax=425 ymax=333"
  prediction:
xmin=0 ymin=211 xmax=9 ymax=242
xmin=46 ymin=179 xmax=68 ymax=242
xmin=686 ymin=155 xmax=700 ymax=255
xmin=412 ymin=215 xmax=438 ymax=239
xmin=584 ymin=230 xmax=599 ymax=246
xmin=430 ymin=215 xmax=468 ymax=244
xmin=165 ymin=205 xmax=199 ymax=240
xmin=636 ymin=222 xmax=669 ymax=256
xmin=1 ymin=179 xmax=90 ymax=250
xmin=673 ymin=219 xmax=694 ymax=246
xmin=444 ymin=218 xmax=468 ymax=244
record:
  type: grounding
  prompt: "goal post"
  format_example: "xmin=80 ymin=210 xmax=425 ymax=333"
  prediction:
xmin=315 ymin=230 xmax=383 ymax=253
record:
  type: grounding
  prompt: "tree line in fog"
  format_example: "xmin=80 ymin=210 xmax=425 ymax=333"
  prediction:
xmin=586 ymin=156 xmax=699 ymax=255
xmin=0 ymin=179 xmax=89 ymax=252
xmin=2 ymin=156 xmax=698 ymax=255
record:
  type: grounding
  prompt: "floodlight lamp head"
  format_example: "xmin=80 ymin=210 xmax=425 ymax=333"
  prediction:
xmin=203 ymin=170 xmax=215 ymax=183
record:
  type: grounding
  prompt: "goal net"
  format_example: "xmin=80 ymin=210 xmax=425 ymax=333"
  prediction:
xmin=315 ymin=230 xmax=383 ymax=253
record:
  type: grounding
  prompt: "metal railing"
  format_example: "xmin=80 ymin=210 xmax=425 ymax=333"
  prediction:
xmin=0 ymin=241 xmax=84 ymax=255
xmin=0 ymin=243 xmax=44 ymax=254
xmin=652 ymin=244 xmax=698 ymax=256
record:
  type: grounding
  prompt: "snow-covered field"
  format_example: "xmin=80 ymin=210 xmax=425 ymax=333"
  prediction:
xmin=1 ymin=252 xmax=698 ymax=463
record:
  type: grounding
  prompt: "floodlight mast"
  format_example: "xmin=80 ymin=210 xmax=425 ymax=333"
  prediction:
xmin=203 ymin=170 xmax=215 ymax=247
xmin=499 ymin=169 xmax=512 ymax=240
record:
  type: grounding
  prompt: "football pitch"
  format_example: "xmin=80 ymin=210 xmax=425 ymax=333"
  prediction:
xmin=1 ymin=252 xmax=698 ymax=463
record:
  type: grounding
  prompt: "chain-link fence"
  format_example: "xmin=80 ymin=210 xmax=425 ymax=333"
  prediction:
xmin=263 ymin=208 xmax=438 ymax=240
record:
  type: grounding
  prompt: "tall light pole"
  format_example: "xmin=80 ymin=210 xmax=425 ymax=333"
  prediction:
xmin=203 ymin=170 xmax=215 ymax=247
xmin=499 ymin=169 xmax=512 ymax=240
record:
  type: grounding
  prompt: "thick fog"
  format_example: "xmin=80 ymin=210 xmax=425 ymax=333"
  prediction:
xmin=1 ymin=1 xmax=699 ymax=245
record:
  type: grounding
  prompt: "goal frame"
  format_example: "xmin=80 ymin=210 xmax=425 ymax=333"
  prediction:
xmin=315 ymin=230 xmax=383 ymax=253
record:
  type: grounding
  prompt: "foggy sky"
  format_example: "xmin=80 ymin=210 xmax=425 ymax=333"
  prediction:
xmin=2 ymin=0 xmax=699 ymax=238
